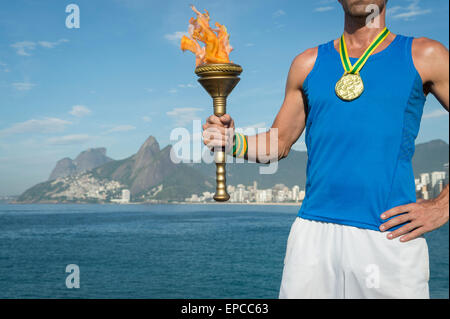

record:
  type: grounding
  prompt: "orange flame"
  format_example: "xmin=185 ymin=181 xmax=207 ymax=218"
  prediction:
xmin=180 ymin=6 xmax=233 ymax=66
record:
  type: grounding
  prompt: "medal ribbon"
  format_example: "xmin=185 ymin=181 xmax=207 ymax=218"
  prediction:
xmin=339 ymin=27 xmax=390 ymax=75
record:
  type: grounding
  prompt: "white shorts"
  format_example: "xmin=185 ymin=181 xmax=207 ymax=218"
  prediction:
xmin=279 ymin=217 xmax=430 ymax=299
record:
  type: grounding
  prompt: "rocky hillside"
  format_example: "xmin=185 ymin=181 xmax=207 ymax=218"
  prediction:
xmin=48 ymin=147 xmax=113 ymax=180
xmin=17 ymin=136 xmax=214 ymax=203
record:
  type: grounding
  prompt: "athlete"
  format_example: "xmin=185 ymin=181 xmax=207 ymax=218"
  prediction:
xmin=202 ymin=0 xmax=449 ymax=298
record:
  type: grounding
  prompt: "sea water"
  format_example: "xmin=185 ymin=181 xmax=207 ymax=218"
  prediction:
xmin=0 ymin=204 xmax=448 ymax=298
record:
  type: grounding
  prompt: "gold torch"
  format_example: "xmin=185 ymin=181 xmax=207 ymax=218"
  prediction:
xmin=181 ymin=6 xmax=242 ymax=201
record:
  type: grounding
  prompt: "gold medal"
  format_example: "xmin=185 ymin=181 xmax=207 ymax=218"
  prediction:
xmin=336 ymin=27 xmax=390 ymax=101
xmin=335 ymin=72 xmax=364 ymax=101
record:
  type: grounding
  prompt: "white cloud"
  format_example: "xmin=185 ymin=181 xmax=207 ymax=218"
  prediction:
xmin=10 ymin=41 xmax=36 ymax=56
xmin=178 ymin=83 xmax=196 ymax=88
xmin=164 ymin=31 xmax=188 ymax=44
xmin=314 ymin=6 xmax=334 ymax=12
xmin=105 ymin=125 xmax=136 ymax=133
xmin=12 ymin=82 xmax=36 ymax=91
xmin=167 ymin=107 xmax=203 ymax=126
xmin=11 ymin=39 xmax=69 ymax=56
xmin=423 ymin=109 xmax=448 ymax=119
xmin=142 ymin=116 xmax=151 ymax=122
xmin=273 ymin=9 xmax=286 ymax=18
xmin=38 ymin=39 xmax=69 ymax=48
xmin=168 ymin=88 xmax=178 ymax=94
xmin=388 ymin=0 xmax=431 ymax=20
xmin=47 ymin=134 xmax=91 ymax=145
xmin=145 ymin=88 xmax=154 ymax=93
xmin=69 ymin=105 xmax=92 ymax=117
xmin=0 ymin=117 xmax=71 ymax=137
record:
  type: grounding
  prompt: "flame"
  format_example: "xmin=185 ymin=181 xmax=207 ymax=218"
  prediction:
xmin=180 ymin=6 xmax=233 ymax=66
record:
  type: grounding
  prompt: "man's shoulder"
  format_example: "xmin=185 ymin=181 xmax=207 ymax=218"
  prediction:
xmin=291 ymin=39 xmax=337 ymax=70
xmin=412 ymin=37 xmax=448 ymax=61
xmin=294 ymin=47 xmax=318 ymax=62
xmin=291 ymin=47 xmax=319 ymax=75
xmin=411 ymin=37 xmax=448 ymax=86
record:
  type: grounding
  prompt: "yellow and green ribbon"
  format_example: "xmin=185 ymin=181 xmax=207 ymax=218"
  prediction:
xmin=339 ymin=27 xmax=390 ymax=75
xmin=232 ymin=132 xmax=248 ymax=158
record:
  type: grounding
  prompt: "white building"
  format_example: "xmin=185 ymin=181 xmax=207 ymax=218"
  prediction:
xmin=202 ymin=192 xmax=213 ymax=200
xmin=292 ymin=185 xmax=300 ymax=201
xmin=431 ymin=171 xmax=446 ymax=188
xmin=421 ymin=184 xmax=429 ymax=200
xmin=227 ymin=185 xmax=236 ymax=193
xmin=420 ymin=173 xmax=430 ymax=186
xmin=122 ymin=189 xmax=131 ymax=203
xmin=256 ymin=189 xmax=273 ymax=203
xmin=237 ymin=184 xmax=247 ymax=202
xmin=111 ymin=189 xmax=131 ymax=204
xmin=186 ymin=194 xmax=200 ymax=202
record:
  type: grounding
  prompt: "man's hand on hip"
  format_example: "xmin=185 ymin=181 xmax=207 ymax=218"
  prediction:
xmin=379 ymin=196 xmax=449 ymax=242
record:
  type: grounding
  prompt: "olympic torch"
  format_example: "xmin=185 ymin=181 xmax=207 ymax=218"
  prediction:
xmin=180 ymin=6 xmax=242 ymax=201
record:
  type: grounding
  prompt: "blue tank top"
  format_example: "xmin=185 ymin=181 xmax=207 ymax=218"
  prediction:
xmin=298 ymin=35 xmax=426 ymax=231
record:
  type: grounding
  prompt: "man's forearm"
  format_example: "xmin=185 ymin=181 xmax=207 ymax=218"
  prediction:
xmin=243 ymin=128 xmax=289 ymax=164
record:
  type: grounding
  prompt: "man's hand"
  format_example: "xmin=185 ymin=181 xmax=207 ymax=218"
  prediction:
xmin=379 ymin=196 xmax=449 ymax=242
xmin=202 ymin=114 xmax=235 ymax=153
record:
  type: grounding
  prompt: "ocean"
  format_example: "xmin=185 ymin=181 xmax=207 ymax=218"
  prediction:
xmin=0 ymin=204 xmax=448 ymax=299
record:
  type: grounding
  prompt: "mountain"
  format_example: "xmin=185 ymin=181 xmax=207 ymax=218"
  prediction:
xmin=91 ymin=136 xmax=214 ymax=198
xmin=17 ymin=136 xmax=214 ymax=203
xmin=412 ymin=139 xmax=449 ymax=176
xmin=48 ymin=147 xmax=113 ymax=180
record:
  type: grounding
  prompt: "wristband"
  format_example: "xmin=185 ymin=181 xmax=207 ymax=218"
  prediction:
xmin=232 ymin=132 xmax=248 ymax=158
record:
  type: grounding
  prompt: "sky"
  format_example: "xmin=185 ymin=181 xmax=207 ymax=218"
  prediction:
xmin=0 ymin=0 xmax=449 ymax=196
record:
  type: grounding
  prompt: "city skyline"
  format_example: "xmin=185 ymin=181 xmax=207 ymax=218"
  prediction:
xmin=0 ymin=0 xmax=449 ymax=196
xmin=186 ymin=167 xmax=449 ymax=204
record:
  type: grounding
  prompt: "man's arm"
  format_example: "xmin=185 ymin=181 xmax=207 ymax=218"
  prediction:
xmin=246 ymin=48 xmax=318 ymax=163
xmin=202 ymin=47 xmax=317 ymax=163
xmin=413 ymin=37 xmax=449 ymax=108
xmin=380 ymin=38 xmax=449 ymax=242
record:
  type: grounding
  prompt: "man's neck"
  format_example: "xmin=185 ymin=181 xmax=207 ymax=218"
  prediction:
xmin=343 ymin=12 xmax=387 ymax=49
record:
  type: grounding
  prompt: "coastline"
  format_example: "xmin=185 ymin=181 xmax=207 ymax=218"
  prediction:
xmin=6 ymin=201 xmax=303 ymax=206
xmin=180 ymin=201 xmax=302 ymax=206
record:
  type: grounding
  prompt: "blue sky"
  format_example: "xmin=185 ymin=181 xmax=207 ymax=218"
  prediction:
xmin=0 ymin=0 xmax=449 ymax=196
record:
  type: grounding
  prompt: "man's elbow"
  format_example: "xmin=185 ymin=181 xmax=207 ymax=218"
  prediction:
xmin=278 ymin=140 xmax=292 ymax=160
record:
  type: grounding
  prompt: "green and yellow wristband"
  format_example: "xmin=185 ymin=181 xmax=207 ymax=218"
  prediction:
xmin=230 ymin=132 xmax=248 ymax=158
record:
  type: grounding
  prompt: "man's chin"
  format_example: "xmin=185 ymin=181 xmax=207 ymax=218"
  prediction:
xmin=347 ymin=7 xmax=372 ymax=18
